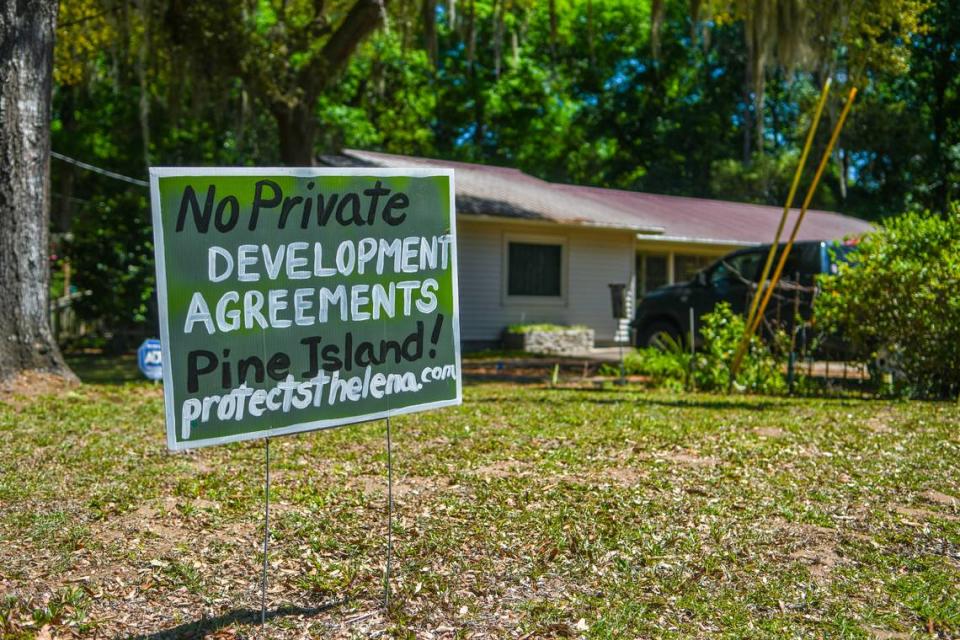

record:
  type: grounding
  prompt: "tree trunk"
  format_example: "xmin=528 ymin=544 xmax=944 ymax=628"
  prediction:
xmin=931 ymin=33 xmax=951 ymax=215
xmin=650 ymin=0 xmax=664 ymax=60
xmin=273 ymin=102 xmax=318 ymax=165
xmin=465 ymin=0 xmax=475 ymax=65
xmin=136 ymin=0 xmax=152 ymax=170
xmin=0 ymin=0 xmax=74 ymax=381
xmin=422 ymin=0 xmax=438 ymax=68
xmin=741 ymin=75 xmax=753 ymax=163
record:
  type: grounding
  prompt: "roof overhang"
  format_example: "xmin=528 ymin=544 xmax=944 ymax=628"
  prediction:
xmin=636 ymin=233 xmax=756 ymax=247
xmin=460 ymin=211 xmax=664 ymax=234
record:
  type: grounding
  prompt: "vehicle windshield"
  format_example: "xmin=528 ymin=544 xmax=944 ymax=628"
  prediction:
xmin=708 ymin=251 xmax=762 ymax=286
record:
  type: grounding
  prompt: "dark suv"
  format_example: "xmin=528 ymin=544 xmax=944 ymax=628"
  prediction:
xmin=632 ymin=240 xmax=856 ymax=349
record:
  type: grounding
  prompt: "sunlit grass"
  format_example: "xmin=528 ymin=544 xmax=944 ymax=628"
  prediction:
xmin=1 ymin=361 xmax=958 ymax=638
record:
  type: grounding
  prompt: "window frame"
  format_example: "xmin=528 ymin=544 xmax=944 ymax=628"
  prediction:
xmin=638 ymin=252 xmax=670 ymax=297
xmin=708 ymin=249 xmax=764 ymax=287
xmin=501 ymin=232 xmax=569 ymax=307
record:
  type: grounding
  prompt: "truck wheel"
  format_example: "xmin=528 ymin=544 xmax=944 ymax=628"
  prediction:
xmin=638 ymin=321 xmax=681 ymax=350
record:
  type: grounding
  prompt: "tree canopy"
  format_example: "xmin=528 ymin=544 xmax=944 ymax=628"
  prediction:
xmin=49 ymin=0 xmax=959 ymax=332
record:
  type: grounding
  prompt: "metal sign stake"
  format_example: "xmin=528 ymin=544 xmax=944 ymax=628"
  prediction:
xmin=261 ymin=437 xmax=271 ymax=633
xmin=384 ymin=416 xmax=394 ymax=611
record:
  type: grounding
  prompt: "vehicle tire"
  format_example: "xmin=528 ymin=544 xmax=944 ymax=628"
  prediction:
xmin=637 ymin=321 xmax=682 ymax=350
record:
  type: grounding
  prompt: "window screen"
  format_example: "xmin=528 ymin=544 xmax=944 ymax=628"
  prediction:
xmin=508 ymin=242 xmax=562 ymax=296
xmin=674 ymin=254 xmax=714 ymax=283
xmin=642 ymin=254 xmax=669 ymax=295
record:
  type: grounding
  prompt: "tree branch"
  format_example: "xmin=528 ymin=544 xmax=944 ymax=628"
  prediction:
xmin=320 ymin=0 xmax=387 ymax=83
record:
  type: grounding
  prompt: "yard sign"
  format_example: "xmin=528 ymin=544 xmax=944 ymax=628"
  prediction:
xmin=149 ymin=168 xmax=461 ymax=451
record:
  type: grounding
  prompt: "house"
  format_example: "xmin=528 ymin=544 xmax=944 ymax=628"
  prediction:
xmin=321 ymin=149 xmax=873 ymax=349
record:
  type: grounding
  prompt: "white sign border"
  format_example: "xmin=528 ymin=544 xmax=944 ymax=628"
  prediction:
xmin=149 ymin=167 xmax=462 ymax=452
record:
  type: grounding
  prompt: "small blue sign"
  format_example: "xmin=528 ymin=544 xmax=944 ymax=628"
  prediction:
xmin=138 ymin=338 xmax=164 ymax=381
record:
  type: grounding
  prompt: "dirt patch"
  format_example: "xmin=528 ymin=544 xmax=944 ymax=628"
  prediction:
xmin=656 ymin=451 xmax=718 ymax=467
xmin=472 ymin=459 xmax=533 ymax=479
xmin=921 ymin=489 xmax=958 ymax=508
xmin=789 ymin=544 xmax=842 ymax=583
xmin=865 ymin=412 xmax=895 ymax=434
xmin=193 ymin=498 xmax=220 ymax=510
xmin=893 ymin=504 xmax=959 ymax=523
xmin=867 ymin=628 xmax=911 ymax=639
xmin=773 ymin=520 xmax=844 ymax=585
xmin=92 ymin=497 xmax=189 ymax=550
xmin=755 ymin=426 xmax=788 ymax=438
xmin=350 ymin=474 xmax=436 ymax=499
xmin=590 ymin=465 xmax=648 ymax=487
xmin=0 ymin=370 xmax=79 ymax=408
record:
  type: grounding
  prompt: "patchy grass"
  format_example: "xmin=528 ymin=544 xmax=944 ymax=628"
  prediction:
xmin=65 ymin=352 xmax=141 ymax=385
xmin=1 ymin=367 xmax=958 ymax=638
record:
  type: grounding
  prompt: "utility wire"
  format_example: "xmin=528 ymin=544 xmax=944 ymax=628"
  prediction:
xmin=51 ymin=151 xmax=148 ymax=188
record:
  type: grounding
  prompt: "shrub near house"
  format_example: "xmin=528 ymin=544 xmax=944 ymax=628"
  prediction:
xmin=816 ymin=210 xmax=960 ymax=398
xmin=625 ymin=303 xmax=786 ymax=393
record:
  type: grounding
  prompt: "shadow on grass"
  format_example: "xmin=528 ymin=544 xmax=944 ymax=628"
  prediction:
xmin=468 ymin=385 xmax=781 ymax=411
xmin=65 ymin=352 xmax=141 ymax=385
xmin=125 ymin=601 xmax=345 ymax=639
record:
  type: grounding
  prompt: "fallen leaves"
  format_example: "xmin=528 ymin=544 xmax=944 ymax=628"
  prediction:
xmin=2 ymin=383 xmax=959 ymax=638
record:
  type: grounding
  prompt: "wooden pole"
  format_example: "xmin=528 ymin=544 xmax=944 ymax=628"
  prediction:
xmin=731 ymin=79 xmax=831 ymax=383
xmin=741 ymin=78 xmax=832 ymax=337
xmin=730 ymin=86 xmax=857 ymax=380
xmin=745 ymin=88 xmax=858 ymax=341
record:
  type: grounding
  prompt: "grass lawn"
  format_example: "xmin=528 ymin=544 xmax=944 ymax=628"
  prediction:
xmin=1 ymin=370 xmax=959 ymax=638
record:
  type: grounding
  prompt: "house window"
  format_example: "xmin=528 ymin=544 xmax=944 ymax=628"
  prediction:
xmin=674 ymin=254 xmax=714 ymax=283
xmin=640 ymin=254 xmax=669 ymax=295
xmin=508 ymin=242 xmax=562 ymax=297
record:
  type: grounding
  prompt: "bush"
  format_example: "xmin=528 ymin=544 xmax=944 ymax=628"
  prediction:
xmin=815 ymin=210 xmax=960 ymax=398
xmin=65 ymin=188 xmax=157 ymax=347
xmin=624 ymin=302 xmax=787 ymax=394
xmin=693 ymin=302 xmax=787 ymax=394
xmin=623 ymin=340 xmax=690 ymax=390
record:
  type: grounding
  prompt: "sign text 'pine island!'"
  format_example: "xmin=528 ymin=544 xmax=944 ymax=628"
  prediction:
xmin=152 ymin=169 xmax=460 ymax=450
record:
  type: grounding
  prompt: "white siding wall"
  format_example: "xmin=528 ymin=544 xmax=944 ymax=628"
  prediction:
xmin=456 ymin=219 xmax=636 ymax=344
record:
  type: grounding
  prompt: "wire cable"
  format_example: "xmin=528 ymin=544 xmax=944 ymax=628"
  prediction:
xmin=51 ymin=151 xmax=148 ymax=187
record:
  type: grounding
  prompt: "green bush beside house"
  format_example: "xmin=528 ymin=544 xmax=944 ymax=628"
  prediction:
xmin=816 ymin=209 xmax=960 ymax=398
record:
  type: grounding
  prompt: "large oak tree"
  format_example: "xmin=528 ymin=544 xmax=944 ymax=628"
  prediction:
xmin=166 ymin=0 xmax=393 ymax=165
xmin=0 ymin=0 xmax=74 ymax=381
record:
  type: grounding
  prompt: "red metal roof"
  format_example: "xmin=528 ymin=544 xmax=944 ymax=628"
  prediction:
xmin=323 ymin=149 xmax=873 ymax=245
xmin=323 ymin=149 xmax=664 ymax=233
xmin=555 ymin=184 xmax=874 ymax=245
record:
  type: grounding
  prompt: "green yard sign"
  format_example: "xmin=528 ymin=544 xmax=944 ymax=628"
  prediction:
xmin=149 ymin=168 xmax=461 ymax=451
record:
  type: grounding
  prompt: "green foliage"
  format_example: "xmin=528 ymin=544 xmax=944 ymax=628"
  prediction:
xmin=625 ymin=303 xmax=786 ymax=394
xmin=46 ymin=0 xmax=960 ymax=337
xmin=710 ymin=149 xmax=837 ymax=211
xmin=623 ymin=339 xmax=690 ymax=391
xmin=316 ymin=31 xmax=437 ymax=155
xmin=693 ymin=302 xmax=787 ymax=394
xmin=66 ymin=189 xmax=156 ymax=339
xmin=816 ymin=209 xmax=960 ymax=398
